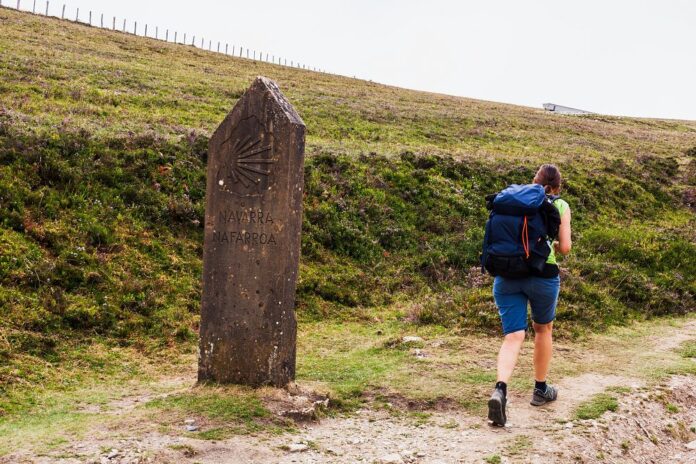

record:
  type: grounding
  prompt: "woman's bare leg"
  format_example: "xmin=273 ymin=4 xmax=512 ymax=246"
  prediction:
xmin=532 ymin=321 xmax=553 ymax=383
xmin=497 ymin=330 xmax=526 ymax=383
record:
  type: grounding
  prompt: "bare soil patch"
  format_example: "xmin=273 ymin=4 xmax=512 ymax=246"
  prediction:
xmin=3 ymin=320 xmax=695 ymax=464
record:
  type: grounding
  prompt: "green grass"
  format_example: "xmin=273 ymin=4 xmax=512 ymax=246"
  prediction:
xmin=296 ymin=321 xmax=415 ymax=407
xmin=574 ymin=393 xmax=619 ymax=420
xmin=295 ymin=319 xmax=512 ymax=411
xmin=169 ymin=444 xmax=197 ymax=458
xmin=635 ymin=336 xmax=696 ymax=380
xmin=665 ymin=403 xmax=679 ymax=413
xmin=147 ymin=388 xmax=267 ymax=423
xmin=144 ymin=385 xmax=288 ymax=438
xmin=0 ymin=315 xmax=693 ymax=455
xmin=679 ymin=341 xmax=696 ymax=358
xmin=505 ymin=435 xmax=532 ymax=456
xmin=0 ymin=341 xmax=191 ymax=454
xmin=605 ymin=386 xmax=632 ymax=394
xmin=0 ymin=6 xmax=694 ymax=402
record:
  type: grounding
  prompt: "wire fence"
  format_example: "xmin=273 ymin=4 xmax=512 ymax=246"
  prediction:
xmin=1 ymin=0 xmax=330 ymax=74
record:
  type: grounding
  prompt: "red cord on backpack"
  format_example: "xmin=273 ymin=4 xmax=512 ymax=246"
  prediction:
xmin=522 ymin=216 xmax=530 ymax=259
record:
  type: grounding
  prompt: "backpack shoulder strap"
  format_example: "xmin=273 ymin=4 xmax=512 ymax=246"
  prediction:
xmin=485 ymin=193 xmax=498 ymax=211
xmin=481 ymin=214 xmax=493 ymax=273
xmin=539 ymin=197 xmax=562 ymax=239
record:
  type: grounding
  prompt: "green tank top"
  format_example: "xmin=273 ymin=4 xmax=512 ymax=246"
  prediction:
xmin=546 ymin=198 xmax=570 ymax=265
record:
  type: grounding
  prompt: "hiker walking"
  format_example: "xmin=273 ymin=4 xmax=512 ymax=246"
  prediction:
xmin=481 ymin=164 xmax=572 ymax=426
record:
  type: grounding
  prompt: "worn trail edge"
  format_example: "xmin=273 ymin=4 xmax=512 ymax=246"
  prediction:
xmin=4 ymin=321 xmax=695 ymax=464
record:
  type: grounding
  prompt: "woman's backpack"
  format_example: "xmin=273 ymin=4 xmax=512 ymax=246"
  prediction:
xmin=481 ymin=184 xmax=561 ymax=278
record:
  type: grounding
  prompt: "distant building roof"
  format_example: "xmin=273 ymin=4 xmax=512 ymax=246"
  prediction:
xmin=543 ymin=103 xmax=592 ymax=115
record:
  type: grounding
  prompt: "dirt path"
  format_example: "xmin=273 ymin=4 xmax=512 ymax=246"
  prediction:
xmin=5 ymin=321 xmax=695 ymax=464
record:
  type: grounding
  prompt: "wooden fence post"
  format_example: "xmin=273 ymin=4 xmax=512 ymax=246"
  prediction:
xmin=32 ymin=0 xmax=35 ymax=13
xmin=100 ymin=13 xmax=103 ymax=28
xmin=155 ymin=26 xmax=158 ymax=39
xmin=144 ymin=24 xmax=147 ymax=37
xmin=225 ymin=43 xmax=228 ymax=54
xmin=217 ymin=41 xmax=220 ymax=52
xmin=16 ymin=0 xmax=19 ymax=10
xmin=61 ymin=4 xmax=65 ymax=19
xmin=239 ymin=46 xmax=243 ymax=57
xmin=88 ymin=10 xmax=91 ymax=25
xmin=75 ymin=7 xmax=78 ymax=21
xmin=166 ymin=29 xmax=169 ymax=42
xmin=112 ymin=16 xmax=115 ymax=30
xmin=134 ymin=21 xmax=137 ymax=35
xmin=45 ymin=1 xmax=48 ymax=16
xmin=192 ymin=35 xmax=195 ymax=46
xmin=122 ymin=19 xmax=126 ymax=32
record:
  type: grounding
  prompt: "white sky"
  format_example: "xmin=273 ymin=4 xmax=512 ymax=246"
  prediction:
xmin=15 ymin=0 xmax=696 ymax=120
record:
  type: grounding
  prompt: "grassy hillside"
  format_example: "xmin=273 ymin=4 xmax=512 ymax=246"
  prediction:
xmin=1 ymin=6 xmax=695 ymax=395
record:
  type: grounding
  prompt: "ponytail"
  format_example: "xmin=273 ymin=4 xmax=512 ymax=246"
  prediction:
xmin=533 ymin=164 xmax=562 ymax=195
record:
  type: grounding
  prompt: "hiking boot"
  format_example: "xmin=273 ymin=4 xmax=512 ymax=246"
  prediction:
xmin=487 ymin=387 xmax=507 ymax=426
xmin=530 ymin=384 xmax=558 ymax=406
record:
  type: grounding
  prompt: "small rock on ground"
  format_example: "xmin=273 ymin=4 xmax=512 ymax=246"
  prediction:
xmin=286 ymin=443 xmax=309 ymax=453
xmin=378 ymin=453 xmax=404 ymax=464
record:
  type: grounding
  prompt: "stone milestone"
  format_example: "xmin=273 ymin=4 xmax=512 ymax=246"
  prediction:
xmin=198 ymin=76 xmax=306 ymax=387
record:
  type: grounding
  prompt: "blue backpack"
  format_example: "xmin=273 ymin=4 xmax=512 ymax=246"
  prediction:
xmin=481 ymin=184 xmax=561 ymax=278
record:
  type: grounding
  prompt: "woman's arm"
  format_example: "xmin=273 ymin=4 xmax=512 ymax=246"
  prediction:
xmin=555 ymin=208 xmax=572 ymax=255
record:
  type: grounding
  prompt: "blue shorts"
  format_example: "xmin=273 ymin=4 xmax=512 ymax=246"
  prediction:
xmin=493 ymin=275 xmax=560 ymax=335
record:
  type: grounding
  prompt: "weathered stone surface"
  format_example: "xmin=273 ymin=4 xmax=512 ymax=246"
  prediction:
xmin=198 ymin=76 xmax=305 ymax=387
